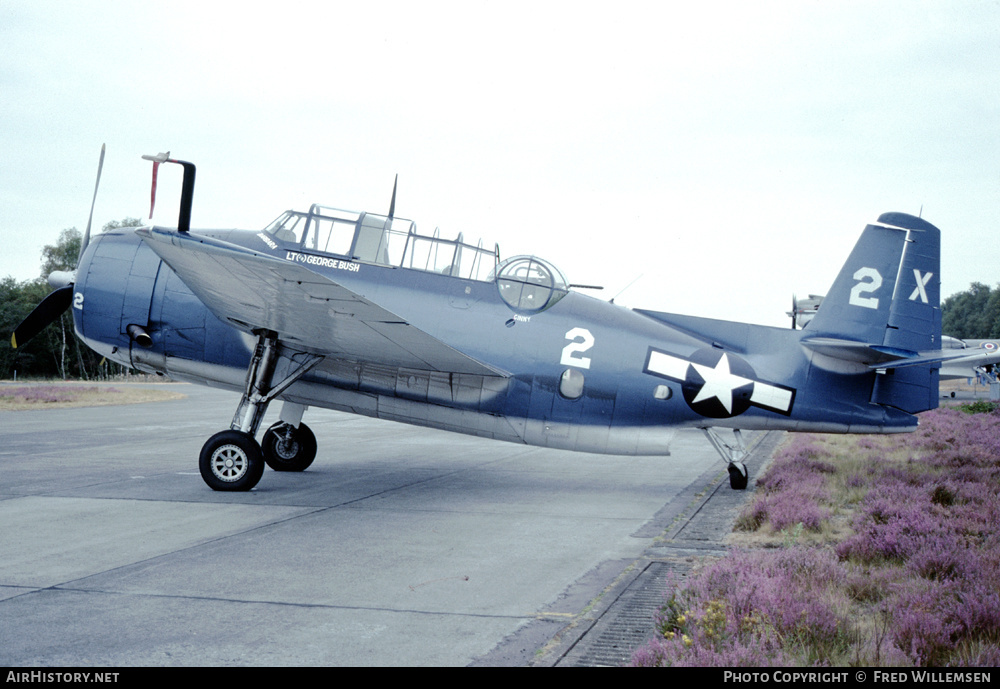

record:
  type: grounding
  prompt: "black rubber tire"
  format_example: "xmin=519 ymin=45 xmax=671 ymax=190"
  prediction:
xmin=261 ymin=422 xmax=317 ymax=472
xmin=199 ymin=430 xmax=265 ymax=491
xmin=728 ymin=462 xmax=749 ymax=490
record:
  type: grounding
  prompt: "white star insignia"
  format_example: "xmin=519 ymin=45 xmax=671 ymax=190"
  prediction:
xmin=689 ymin=353 xmax=752 ymax=413
xmin=644 ymin=348 xmax=795 ymax=416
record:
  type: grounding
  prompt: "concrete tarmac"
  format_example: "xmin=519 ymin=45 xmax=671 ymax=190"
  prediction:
xmin=0 ymin=383 xmax=738 ymax=666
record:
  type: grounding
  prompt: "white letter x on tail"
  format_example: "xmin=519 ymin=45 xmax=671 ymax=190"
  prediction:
xmin=909 ymin=269 xmax=932 ymax=303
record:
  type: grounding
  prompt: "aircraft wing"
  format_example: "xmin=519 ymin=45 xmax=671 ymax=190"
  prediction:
xmin=136 ymin=227 xmax=506 ymax=377
xmin=935 ymin=349 xmax=1000 ymax=370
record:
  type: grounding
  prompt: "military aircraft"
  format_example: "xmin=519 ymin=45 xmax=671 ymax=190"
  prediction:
xmin=787 ymin=294 xmax=823 ymax=330
xmin=13 ymin=149 xmax=968 ymax=492
xmin=938 ymin=339 xmax=1000 ymax=383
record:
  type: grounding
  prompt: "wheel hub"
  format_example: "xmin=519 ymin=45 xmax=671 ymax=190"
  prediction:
xmin=211 ymin=444 xmax=248 ymax=481
xmin=276 ymin=437 xmax=300 ymax=460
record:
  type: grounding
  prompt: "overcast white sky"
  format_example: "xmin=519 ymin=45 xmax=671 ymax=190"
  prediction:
xmin=2 ymin=1 xmax=998 ymax=327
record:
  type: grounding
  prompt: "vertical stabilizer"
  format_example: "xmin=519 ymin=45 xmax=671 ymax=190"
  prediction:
xmin=806 ymin=212 xmax=941 ymax=413
xmin=805 ymin=212 xmax=940 ymax=348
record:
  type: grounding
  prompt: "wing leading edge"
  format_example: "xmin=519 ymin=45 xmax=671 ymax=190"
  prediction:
xmin=136 ymin=227 xmax=507 ymax=377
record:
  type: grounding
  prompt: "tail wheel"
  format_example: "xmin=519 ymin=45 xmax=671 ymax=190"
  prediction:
xmin=728 ymin=461 xmax=749 ymax=490
xmin=200 ymin=430 xmax=265 ymax=491
xmin=261 ymin=422 xmax=317 ymax=472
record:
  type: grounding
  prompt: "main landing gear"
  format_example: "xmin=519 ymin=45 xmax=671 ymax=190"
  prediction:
xmin=702 ymin=427 xmax=750 ymax=490
xmin=199 ymin=331 xmax=322 ymax=491
xmin=261 ymin=421 xmax=318 ymax=472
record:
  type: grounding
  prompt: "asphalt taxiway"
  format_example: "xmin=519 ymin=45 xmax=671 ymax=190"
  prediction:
xmin=0 ymin=383 xmax=767 ymax=666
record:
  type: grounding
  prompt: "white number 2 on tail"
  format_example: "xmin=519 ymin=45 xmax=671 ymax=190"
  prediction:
xmin=849 ymin=267 xmax=882 ymax=309
xmin=560 ymin=328 xmax=594 ymax=369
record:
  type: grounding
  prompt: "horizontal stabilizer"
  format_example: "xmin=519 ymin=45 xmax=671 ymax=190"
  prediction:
xmin=800 ymin=337 xmax=914 ymax=365
xmin=801 ymin=336 xmax=984 ymax=370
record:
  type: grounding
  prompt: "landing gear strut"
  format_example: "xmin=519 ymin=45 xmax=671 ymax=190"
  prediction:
xmin=198 ymin=331 xmax=322 ymax=491
xmin=702 ymin=428 xmax=750 ymax=490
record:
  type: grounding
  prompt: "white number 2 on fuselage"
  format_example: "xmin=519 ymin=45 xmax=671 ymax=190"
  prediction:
xmin=560 ymin=327 xmax=594 ymax=369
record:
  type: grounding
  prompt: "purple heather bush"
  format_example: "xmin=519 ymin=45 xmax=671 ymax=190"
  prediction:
xmin=735 ymin=436 xmax=833 ymax=533
xmin=3 ymin=386 xmax=80 ymax=404
xmin=633 ymin=406 xmax=1000 ymax=667
xmin=1 ymin=385 xmax=123 ymax=406
xmin=632 ymin=632 xmax=790 ymax=668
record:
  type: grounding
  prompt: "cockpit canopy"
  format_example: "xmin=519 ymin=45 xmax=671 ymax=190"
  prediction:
xmin=263 ymin=204 xmax=570 ymax=313
xmin=263 ymin=204 xmax=499 ymax=282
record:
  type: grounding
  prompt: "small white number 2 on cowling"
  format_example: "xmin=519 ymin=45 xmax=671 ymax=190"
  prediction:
xmin=560 ymin=327 xmax=594 ymax=369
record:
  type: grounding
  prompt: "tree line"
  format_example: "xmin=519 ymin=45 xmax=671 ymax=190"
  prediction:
xmin=941 ymin=282 xmax=1000 ymax=340
xmin=1 ymin=219 xmax=141 ymax=380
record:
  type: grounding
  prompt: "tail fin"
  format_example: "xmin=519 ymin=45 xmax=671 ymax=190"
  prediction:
xmin=806 ymin=212 xmax=940 ymax=347
xmin=805 ymin=212 xmax=941 ymax=413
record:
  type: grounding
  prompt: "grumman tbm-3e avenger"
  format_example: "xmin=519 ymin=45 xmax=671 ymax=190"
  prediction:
xmin=14 ymin=148 xmax=963 ymax=492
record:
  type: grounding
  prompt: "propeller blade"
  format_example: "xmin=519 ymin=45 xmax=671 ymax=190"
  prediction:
xmin=11 ymin=285 xmax=73 ymax=349
xmin=80 ymin=144 xmax=106 ymax=260
xmin=14 ymin=146 xmax=106 ymax=351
